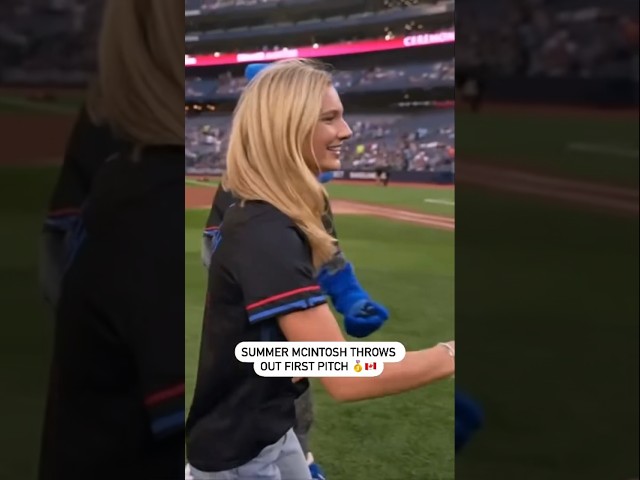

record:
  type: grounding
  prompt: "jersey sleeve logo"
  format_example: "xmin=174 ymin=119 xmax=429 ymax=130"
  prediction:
xmin=211 ymin=223 xmax=222 ymax=254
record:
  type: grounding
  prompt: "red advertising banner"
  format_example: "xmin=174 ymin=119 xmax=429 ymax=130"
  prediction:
xmin=185 ymin=31 xmax=454 ymax=68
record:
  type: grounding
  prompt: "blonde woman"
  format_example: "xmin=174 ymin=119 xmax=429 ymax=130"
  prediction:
xmin=185 ymin=59 xmax=454 ymax=480
xmin=194 ymin=63 xmax=389 ymax=480
xmin=38 ymin=1 xmax=184 ymax=479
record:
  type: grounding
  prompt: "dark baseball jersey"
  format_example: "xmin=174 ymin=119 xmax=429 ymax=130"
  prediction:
xmin=202 ymin=185 xmax=342 ymax=270
xmin=40 ymin=104 xmax=124 ymax=306
xmin=39 ymin=146 xmax=185 ymax=480
xmin=45 ymin=103 xmax=124 ymax=227
xmin=186 ymin=201 xmax=327 ymax=472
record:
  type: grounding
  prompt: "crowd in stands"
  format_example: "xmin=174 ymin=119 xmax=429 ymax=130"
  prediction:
xmin=186 ymin=0 xmax=427 ymax=13
xmin=185 ymin=111 xmax=455 ymax=174
xmin=456 ymin=0 xmax=638 ymax=78
xmin=335 ymin=61 xmax=455 ymax=88
xmin=186 ymin=10 xmax=449 ymax=53
xmin=186 ymin=0 xmax=279 ymax=11
xmin=186 ymin=61 xmax=454 ymax=100
xmin=0 ymin=0 xmax=103 ymax=85
xmin=2 ymin=0 xmax=637 ymax=85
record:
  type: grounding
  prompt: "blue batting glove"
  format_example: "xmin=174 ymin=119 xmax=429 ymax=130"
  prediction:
xmin=318 ymin=171 xmax=334 ymax=184
xmin=309 ymin=462 xmax=326 ymax=480
xmin=455 ymin=391 xmax=483 ymax=452
xmin=316 ymin=261 xmax=389 ymax=338
xmin=344 ymin=298 xmax=389 ymax=338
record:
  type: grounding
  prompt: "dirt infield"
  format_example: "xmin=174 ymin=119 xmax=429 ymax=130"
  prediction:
xmin=185 ymin=186 xmax=455 ymax=231
xmin=457 ymin=163 xmax=639 ymax=217
xmin=331 ymin=200 xmax=454 ymax=230
xmin=0 ymin=112 xmax=77 ymax=165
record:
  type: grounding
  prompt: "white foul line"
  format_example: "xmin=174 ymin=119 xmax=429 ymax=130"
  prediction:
xmin=423 ymin=198 xmax=455 ymax=205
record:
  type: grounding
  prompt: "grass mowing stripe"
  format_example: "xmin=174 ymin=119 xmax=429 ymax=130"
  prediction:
xmin=185 ymin=179 xmax=218 ymax=188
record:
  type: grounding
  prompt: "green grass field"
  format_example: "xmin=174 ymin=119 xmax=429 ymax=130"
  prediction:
xmin=327 ymin=183 xmax=454 ymax=216
xmin=185 ymin=178 xmax=455 ymax=217
xmin=455 ymin=108 xmax=638 ymax=479
xmin=0 ymin=167 xmax=57 ymax=480
xmin=185 ymin=208 xmax=455 ymax=480
xmin=0 ymin=95 xmax=82 ymax=114
xmin=454 ymin=186 xmax=639 ymax=480
xmin=457 ymin=110 xmax=639 ymax=187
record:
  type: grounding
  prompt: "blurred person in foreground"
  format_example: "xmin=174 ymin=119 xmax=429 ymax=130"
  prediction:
xmin=185 ymin=58 xmax=455 ymax=480
xmin=37 ymin=0 xmax=185 ymax=479
xmin=38 ymin=80 xmax=125 ymax=307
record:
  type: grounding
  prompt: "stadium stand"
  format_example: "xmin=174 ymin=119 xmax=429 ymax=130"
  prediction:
xmin=183 ymin=0 xmax=458 ymax=178
xmin=456 ymin=0 xmax=638 ymax=78
xmin=185 ymin=61 xmax=454 ymax=100
xmin=3 ymin=0 xmax=635 ymax=85
xmin=0 ymin=0 xmax=103 ymax=85
xmin=185 ymin=110 xmax=455 ymax=175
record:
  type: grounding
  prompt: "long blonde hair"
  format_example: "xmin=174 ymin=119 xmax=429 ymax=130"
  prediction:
xmin=225 ymin=59 xmax=337 ymax=267
xmin=96 ymin=0 xmax=184 ymax=146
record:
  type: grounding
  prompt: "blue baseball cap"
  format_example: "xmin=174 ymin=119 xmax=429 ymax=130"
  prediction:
xmin=245 ymin=63 xmax=270 ymax=81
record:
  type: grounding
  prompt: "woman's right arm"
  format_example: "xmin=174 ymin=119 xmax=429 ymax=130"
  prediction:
xmin=278 ymin=303 xmax=454 ymax=402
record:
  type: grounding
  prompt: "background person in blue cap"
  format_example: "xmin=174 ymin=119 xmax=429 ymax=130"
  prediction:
xmin=196 ymin=62 xmax=388 ymax=480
